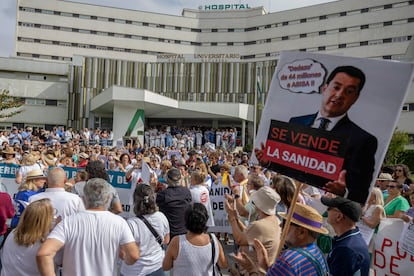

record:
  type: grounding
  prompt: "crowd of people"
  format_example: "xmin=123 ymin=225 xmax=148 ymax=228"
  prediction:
xmin=0 ymin=124 xmax=413 ymax=276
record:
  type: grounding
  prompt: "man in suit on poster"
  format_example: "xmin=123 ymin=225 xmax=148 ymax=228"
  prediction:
xmin=256 ymin=66 xmax=377 ymax=204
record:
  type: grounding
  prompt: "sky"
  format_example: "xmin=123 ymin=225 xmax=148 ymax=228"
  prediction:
xmin=0 ymin=0 xmax=336 ymax=58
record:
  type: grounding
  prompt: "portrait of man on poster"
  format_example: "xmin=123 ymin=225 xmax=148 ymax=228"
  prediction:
xmin=256 ymin=65 xmax=378 ymax=204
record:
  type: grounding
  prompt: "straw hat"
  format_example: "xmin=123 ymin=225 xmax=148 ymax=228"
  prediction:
xmin=78 ymin=152 xmax=89 ymax=159
xmin=26 ymin=169 xmax=46 ymax=180
xmin=2 ymin=147 xmax=16 ymax=156
xmin=250 ymin=186 xmax=281 ymax=216
xmin=279 ymin=203 xmax=328 ymax=234
xmin=42 ymin=149 xmax=56 ymax=167
xmin=377 ymin=173 xmax=394 ymax=181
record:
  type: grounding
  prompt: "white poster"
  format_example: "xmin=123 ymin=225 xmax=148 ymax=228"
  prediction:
xmin=208 ymin=176 xmax=233 ymax=233
xmin=372 ymin=218 xmax=414 ymax=275
xmin=254 ymin=51 xmax=414 ymax=204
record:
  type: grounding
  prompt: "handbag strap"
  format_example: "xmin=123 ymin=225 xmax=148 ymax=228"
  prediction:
xmin=137 ymin=215 xmax=163 ymax=246
xmin=209 ymin=233 xmax=216 ymax=276
xmin=290 ymin=247 xmax=329 ymax=276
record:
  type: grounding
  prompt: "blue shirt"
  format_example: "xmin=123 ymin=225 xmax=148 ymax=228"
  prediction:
xmin=267 ymin=243 xmax=328 ymax=276
xmin=328 ymin=227 xmax=370 ymax=276
xmin=10 ymin=189 xmax=40 ymax=228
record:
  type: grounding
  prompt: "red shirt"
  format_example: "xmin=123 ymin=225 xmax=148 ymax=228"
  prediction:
xmin=0 ymin=192 xmax=14 ymax=235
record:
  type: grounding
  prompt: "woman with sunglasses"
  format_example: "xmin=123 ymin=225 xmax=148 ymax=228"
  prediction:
xmin=384 ymin=181 xmax=410 ymax=219
xmin=393 ymin=164 xmax=413 ymax=186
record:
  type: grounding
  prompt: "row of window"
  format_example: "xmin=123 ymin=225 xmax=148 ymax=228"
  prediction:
xmin=25 ymin=98 xmax=66 ymax=107
xmin=17 ymin=34 xmax=412 ymax=61
xmin=18 ymin=15 xmax=414 ymax=47
xmin=19 ymin=1 xmax=413 ymax=34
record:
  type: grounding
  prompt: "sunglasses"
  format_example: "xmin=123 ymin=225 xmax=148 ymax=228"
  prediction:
xmin=387 ymin=185 xmax=398 ymax=189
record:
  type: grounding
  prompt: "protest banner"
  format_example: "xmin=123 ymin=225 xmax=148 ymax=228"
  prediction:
xmin=0 ymin=163 xmax=134 ymax=218
xmin=209 ymin=176 xmax=232 ymax=233
xmin=254 ymin=51 xmax=414 ymax=204
xmin=373 ymin=218 xmax=414 ymax=275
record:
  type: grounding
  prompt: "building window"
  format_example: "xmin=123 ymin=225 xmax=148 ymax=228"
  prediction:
xmin=210 ymin=42 xmax=217 ymax=46
xmin=383 ymin=55 xmax=392 ymax=59
xmin=383 ymin=38 xmax=392 ymax=43
xmin=319 ymin=15 xmax=327 ymax=20
xmin=319 ymin=31 xmax=326 ymax=35
xmin=361 ymin=8 xmax=369 ymax=13
xmin=384 ymin=4 xmax=392 ymax=9
xmin=244 ymin=41 xmax=256 ymax=45
xmin=339 ymin=28 xmax=347 ymax=32
xmin=300 ymin=18 xmax=307 ymax=23
xmin=212 ymin=29 xmax=218 ymax=32
xmin=361 ymin=25 xmax=369 ymax=29
xmin=245 ymin=27 xmax=257 ymax=31
xmin=338 ymin=44 xmax=346 ymax=48
xmin=340 ymin=11 xmax=347 ymax=16
xmin=282 ymin=21 xmax=288 ymax=26
xmin=300 ymin=33 xmax=307 ymax=38
xmin=282 ymin=36 xmax=288 ymax=40
xmin=191 ymin=28 xmax=201 ymax=32
xmin=360 ymin=41 xmax=368 ymax=46
xmin=227 ymin=42 xmax=233 ymax=46
xmin=318 ymin=46 xmax=326 ymax=50
xmin=384 ymin=21 xmax=392 ymax=26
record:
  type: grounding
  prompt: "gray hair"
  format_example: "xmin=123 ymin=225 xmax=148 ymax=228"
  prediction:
xmin=234 ymin=165 xmax=248 ymax=179
xmin=83 ymin=178 xmax=110 ymax=208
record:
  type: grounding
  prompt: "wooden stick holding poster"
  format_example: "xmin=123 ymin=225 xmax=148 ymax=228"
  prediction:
xmin=276 ymin=181 xmax=302 ymax=258
xmin=254 ymin=51 xmax=414 ymax=204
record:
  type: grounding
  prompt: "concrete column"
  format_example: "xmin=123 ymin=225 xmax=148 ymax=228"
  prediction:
xmin=112 ymin=102 xmax=144 ymax=145
xmin=241 ymin=120 xmax=246 ymax=147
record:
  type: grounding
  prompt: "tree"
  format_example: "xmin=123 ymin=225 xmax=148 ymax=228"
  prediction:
xmin=384 ymin=129 xmax=410 ymax=165
xmin=0 ymin=89 xmax=23 ymax=119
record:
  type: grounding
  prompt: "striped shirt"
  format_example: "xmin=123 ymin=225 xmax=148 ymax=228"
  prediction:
xmin=267 ymin=243 xmax=327 ymax=276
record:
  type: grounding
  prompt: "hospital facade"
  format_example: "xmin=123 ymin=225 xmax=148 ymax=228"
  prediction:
xmin=0 ymin=0 xmax=413 ymax=145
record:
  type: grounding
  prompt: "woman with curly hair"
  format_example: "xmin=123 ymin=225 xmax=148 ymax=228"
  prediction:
xmin=1 ymin=199 xmax=55 ymax=275
xmin=163 ymin=203 xmax=227 ymax=275
xmin=120 ymin=184 xmax=170 ymax=276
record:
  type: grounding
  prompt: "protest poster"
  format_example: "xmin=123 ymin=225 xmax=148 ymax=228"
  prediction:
xmin=254 ymin=51 xmax=414 ymax=204
xmin=209 ymin=176 xmax=232 ymax=233
xmin=373 ymin=218 xmax=414 ymax=275
xmin=399 ymin=221 xmax=414 ymax=256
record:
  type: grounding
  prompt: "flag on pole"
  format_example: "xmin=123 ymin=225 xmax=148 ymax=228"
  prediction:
xmin=257 ymin=75 xmax=262 ymax=103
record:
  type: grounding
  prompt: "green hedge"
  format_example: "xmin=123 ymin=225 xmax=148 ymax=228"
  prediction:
xmin=399 ymin=150 xmax=414 ymax=172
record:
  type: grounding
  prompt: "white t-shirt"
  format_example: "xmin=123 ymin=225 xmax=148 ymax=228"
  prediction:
xmin=48 ymin=210 xmax=135 ymax=276
xmin=120 ymin=212 xmax=170 ymax=275
xmin=1 ymin=231 xmax=42 ymax=276
xmin=190 ymin=185 xmax=215 ymax=227
xmin=29 ymin=187 xmax=85 ymax=219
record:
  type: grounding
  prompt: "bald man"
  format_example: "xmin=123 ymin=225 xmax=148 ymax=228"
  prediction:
xmin=29 ymin=167 xmax=84 ymax=219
